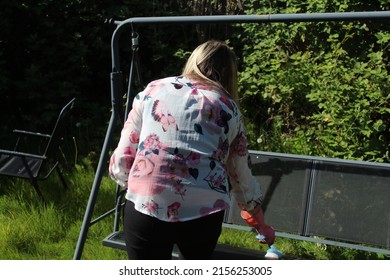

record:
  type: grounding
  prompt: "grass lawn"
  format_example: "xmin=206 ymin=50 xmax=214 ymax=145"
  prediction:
xmin=0 ymin=158 xmax=388 ymax=260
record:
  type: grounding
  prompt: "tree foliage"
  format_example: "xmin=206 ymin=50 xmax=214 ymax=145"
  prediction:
xmin=0 ymin=0 xmax=389 ymax=162
xmin=237 ymin=0 xmax=390 ymax=162
xmin=0 ymin=0 xmax=195 ymax=150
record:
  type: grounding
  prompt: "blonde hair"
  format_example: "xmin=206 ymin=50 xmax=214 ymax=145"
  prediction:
xmin=182 ymin=40 xmax=238 ymax=101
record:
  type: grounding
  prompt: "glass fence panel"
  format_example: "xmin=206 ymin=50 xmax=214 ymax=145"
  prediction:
xmin=225 ymin=153 xmax=312 ymax=235
xmin=308 ymin=162 xmax=390 ymax=248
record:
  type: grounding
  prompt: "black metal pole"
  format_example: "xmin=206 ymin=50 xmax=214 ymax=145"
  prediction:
xmin=110 ymin=11 xmax=390 ymax=26
xmin=73 ymin=23 xmax=124 ymax=259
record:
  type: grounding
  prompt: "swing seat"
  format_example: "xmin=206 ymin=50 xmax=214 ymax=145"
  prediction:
xmin=102 ymin=230 xmax=276 ymax=259
xmin=101 ymin=187 xmax=288 ymax=259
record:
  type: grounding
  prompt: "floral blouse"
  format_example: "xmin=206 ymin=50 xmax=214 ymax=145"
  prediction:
xmin=109 ymin=76 xmax=263 ymax=222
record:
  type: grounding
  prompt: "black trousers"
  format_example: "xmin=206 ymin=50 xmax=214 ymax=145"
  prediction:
xmin=123 ymin=201 xmax=224 ymax=260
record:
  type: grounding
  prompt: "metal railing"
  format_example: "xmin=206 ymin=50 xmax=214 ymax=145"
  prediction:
xmin=224 ymin=150 xmax=390 ymax=255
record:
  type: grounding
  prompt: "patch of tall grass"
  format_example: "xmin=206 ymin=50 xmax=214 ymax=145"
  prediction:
xmin=0 ymin=158 xmax=127 ymax=260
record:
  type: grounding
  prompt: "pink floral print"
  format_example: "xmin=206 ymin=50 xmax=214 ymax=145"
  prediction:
xmin=109 ymin=76 xmax=263 ymax=222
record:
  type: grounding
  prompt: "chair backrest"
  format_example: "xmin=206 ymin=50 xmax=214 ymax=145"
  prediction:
xmin=43 ymin=98 xmax=76 ymax=157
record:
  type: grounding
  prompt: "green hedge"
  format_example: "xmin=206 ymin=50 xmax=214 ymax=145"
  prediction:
xmin=1 ymin=0 xmax=389 ymax=162
xmin=237 ymin=0 xmax=389 ymax=162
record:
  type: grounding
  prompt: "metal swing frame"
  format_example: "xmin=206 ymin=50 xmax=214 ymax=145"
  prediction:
xmin=73 ymin=11 xmax=390 ymax=260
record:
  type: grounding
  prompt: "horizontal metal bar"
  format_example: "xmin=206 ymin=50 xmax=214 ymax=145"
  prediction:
xmin=13 ymin=129 xmax=51 ymax=138
xmin=90 ymin=207 xmax=117 ymax=225
xmin=0 ymin=149 xmax=46 ymax=160
xmin=111 ymin=11 xmax=390 ymax=26
xmin=249 ymin=150 xmax=390 ymax=169
xmin=223 ymin=223 xmax=390 ymax=256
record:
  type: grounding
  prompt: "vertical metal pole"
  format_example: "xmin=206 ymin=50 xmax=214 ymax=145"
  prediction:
xmin=73 ymin=24 xmax=124 ymax=260
xmin=112 ymin=30 xmax=141 ymax=233
xmin=302 ymin=160 xmax=318 ymax=236
xmin=72 ymin=112 xmax=116 ymax=259
xmin=125 ymin=30 xmax=140 ymax=118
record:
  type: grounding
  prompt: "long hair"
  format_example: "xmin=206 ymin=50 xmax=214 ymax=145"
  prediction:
xmin=182 ymin=40 xmax=238 ymax=101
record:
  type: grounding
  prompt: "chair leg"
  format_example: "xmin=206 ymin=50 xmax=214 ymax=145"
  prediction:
xmin=21 ymin=157 xmax=45 ymax=202
xmin=31 ymin=178 xmax=45 ymax=203
xmin=56 ymin=165 xmax=68 ymax=189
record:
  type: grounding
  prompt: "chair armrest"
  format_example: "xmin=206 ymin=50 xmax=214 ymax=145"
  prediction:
xmin=13 ymin=129 xmax=51 ymax=138
xmin=0 ymin=149 xmax=47 ymax=160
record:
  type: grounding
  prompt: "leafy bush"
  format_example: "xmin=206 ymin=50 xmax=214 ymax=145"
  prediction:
xmin=237 ymin=0 xmax=390 ymax=162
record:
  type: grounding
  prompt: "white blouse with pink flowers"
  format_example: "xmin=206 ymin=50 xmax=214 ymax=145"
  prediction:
xmin=109 ymin=76 xmax=263 ymax=222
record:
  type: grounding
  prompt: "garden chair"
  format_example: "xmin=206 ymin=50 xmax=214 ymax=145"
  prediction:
xmin=0 ymin=98 xmax=76 ymax=201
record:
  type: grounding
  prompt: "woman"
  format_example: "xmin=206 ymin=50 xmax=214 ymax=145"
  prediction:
xmin=109 ymin=40 xmax=274 ymax=259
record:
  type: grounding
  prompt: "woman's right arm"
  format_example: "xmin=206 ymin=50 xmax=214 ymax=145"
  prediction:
xmin=109 ymin=93 xmax=144 ymax=187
